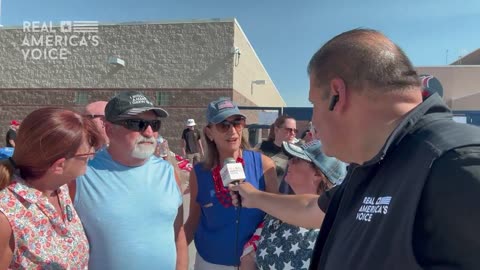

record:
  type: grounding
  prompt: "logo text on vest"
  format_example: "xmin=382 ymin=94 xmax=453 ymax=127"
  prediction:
xmin=356 ymin=196 xmax=392 ymax=222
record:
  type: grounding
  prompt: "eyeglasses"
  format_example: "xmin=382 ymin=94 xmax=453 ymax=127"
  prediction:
xmin=71 ymin=152 xmax=96 ymax=161
xmin=84 ymin=114 xmax=105 ymax=120
xmin=70 ymin=147 xmax=96 ymax=161
xmin=282 ymin=127 xmax=298 ymax=134
xmin=213 ymin=117 xmax=246 ymax=133
xmin=112 ymin=119 xmax=161 ymax=132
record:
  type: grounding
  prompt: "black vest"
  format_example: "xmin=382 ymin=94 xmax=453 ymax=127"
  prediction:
xmin=310 ymin=96 xmax=480 ymax=270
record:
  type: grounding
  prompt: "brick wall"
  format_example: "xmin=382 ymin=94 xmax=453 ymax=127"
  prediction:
xmin=0 ymin=21 xmax=235 ymax=89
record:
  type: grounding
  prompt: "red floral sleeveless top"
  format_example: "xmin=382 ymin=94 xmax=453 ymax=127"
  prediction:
xmin=0 ymin=179 xmax=89 ymax=269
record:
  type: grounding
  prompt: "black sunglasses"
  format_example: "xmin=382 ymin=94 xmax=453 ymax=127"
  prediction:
xmin=214 ymin=117 xmax=246 ymax=133
xmin=112 ymin=119 xmax=161 ymax=132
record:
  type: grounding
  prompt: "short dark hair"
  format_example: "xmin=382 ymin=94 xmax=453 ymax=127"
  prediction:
xmin=308 ymin=28 xmax=420 ymax=97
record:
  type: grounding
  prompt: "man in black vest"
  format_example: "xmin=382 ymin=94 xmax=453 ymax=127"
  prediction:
xmin=231 ymin=29 xmax=480 ymax=270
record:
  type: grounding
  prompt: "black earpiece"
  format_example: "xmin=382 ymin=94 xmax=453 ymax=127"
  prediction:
xmin=328 ymin=95 xmax=339 ymax=111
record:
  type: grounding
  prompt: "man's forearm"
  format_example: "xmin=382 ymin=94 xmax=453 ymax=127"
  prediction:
xmin=253 ymin=192 xmax=323 ymax=229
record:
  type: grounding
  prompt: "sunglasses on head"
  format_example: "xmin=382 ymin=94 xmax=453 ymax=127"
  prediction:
xmin=112 ymin=119 xmax=161 ymax=132
xmin=213 ymin=117 xmax=246 ymax=133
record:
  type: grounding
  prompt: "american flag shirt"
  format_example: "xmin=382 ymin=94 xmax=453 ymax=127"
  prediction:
xmin=255 ymin=215 xmax=319 ymax=270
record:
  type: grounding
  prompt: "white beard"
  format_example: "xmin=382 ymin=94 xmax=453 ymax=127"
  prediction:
xmin=131 ymin=137 xmax=156 ymax=159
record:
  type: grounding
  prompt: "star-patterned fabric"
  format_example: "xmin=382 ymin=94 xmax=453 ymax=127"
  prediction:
xmin=255 ymin=215 xmax=319 ymax=270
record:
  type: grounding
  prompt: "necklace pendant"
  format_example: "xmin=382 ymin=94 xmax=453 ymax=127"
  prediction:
xmin=66 ymin=205 xmax=73 ymax=222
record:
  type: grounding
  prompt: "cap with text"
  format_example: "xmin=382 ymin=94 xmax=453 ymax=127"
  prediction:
xmin=105 ymin=91 xmax=169 ymax=122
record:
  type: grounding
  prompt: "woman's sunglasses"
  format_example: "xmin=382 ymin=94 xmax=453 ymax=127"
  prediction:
xmin=282 ymin=127 xmax=298 ymax=133
xmin=213 ymin=117 xmax=246 ymax=133
xmin=112 ymin=119 xmax=161 ymax=132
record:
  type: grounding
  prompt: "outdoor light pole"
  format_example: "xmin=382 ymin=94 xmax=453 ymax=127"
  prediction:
xmin=0 ymin=0 xmax=3 ymax=27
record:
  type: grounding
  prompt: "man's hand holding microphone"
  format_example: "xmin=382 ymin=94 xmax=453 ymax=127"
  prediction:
xmin=229 ymin=181 xmax=261 ymax=209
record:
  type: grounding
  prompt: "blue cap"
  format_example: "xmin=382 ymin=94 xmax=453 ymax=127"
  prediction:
xmin=206 ymin=98 xmax=246 ymax=124
xmin=282 ymin=140 xmax=347 ymax=185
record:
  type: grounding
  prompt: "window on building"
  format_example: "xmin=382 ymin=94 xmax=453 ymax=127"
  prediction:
xmin=157 ymin=92 xmax=169 ymax=106
xmin=75 ymin=91 xmax=89 ymax=105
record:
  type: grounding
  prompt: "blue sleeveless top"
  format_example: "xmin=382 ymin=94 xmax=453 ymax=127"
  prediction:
xmin=75 ymin=149 xmax=182 ymax=270
xmin=194 ymin=150 xmax=266 ymax=266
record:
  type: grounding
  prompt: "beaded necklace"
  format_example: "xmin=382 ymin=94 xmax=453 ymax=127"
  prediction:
xmin=211 ymin=157 xmax=245 ymax=207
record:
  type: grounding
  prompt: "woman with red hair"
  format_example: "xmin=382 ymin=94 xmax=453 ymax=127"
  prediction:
xmin=0 ymin=107 xmax=103 ymax=269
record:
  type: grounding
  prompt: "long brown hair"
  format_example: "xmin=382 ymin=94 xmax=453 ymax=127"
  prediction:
xmin=203 ymin=128 xmax=251 ymax=170
xmin=0 ymin=107 xmax=103 ymax=189
xmin=267 ymin=115 xmax=295 ymax=141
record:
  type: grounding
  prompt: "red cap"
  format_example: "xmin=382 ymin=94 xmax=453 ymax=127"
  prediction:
xmin=10 ymin=120 xmax=20 ymax=126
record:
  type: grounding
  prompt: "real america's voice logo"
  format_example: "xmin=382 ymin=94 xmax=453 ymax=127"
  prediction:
xmin=21 ymin=21 xmax=100 ymax=60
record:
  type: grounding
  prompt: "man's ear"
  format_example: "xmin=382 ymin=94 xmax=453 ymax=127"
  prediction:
xmin=329 ymin=78 xmax=347 ymax=112
xmin=104 ymin=122 xmax=115 ymax=138
xmin=49 ymin=158 xmax=66 ymax=175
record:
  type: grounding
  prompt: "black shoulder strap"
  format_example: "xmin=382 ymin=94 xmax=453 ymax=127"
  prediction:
xmin=411 ymin=113 xmax=480 ymax=155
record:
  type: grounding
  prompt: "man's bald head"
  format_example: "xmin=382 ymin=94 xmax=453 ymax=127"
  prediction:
xmin=85 ymin=101 xmax=108 ymax=116
xmin=84 ymin=101 xmax=108 ymax=145
xmin=308 ymin=28 xmax=421 ymax=97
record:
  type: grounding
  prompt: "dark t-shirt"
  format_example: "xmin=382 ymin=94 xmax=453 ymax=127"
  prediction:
xmin=315 ymin=146 xmax=480 ymax=269
xmin=259 ymin=141 xmax=287 ymax=178
xmin=5 ymin=129 xmax=16 ymax=147
xmin=181 ymin=128 xmax=201 ymax=154
xmin=259 ymin=140 xmax=292 ymax=194
xmin=259 ymin=140 xmax=282 ymax=157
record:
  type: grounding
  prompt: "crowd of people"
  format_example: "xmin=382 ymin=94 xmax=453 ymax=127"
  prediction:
xmin=0 ymin=28 xmax=479 ymax=270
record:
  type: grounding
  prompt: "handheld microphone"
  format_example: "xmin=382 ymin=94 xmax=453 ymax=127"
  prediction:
xmin=220 ymin=157 xmax=245 ymax=206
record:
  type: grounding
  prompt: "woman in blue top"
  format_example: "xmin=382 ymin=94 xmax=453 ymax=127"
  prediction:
xmin=184 ymin=98 xmax=278 ymax=270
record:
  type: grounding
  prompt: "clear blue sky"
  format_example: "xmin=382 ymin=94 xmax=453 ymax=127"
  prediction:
xmin=2 ymin=0 xmax=480 ymax=106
